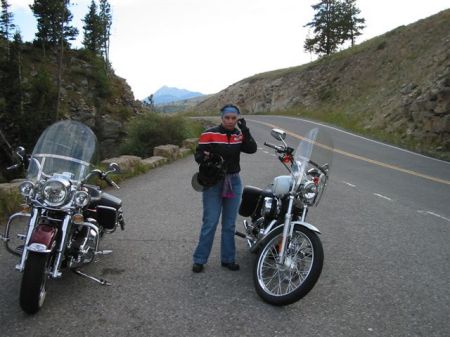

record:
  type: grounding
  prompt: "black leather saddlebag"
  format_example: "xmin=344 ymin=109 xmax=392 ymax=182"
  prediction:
xmin=239 ymin=186 xmax=264 ymax=217
xmin=96 ymin=193 xmax=121 ymax=230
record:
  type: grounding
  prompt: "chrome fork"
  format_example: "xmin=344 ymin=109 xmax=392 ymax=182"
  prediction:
xmin=16 ymin=208 xmax=39 ymax=272
xmin=278 ymin=195 xmax=295 ymax=265
xmin=51 ymin=215 xmax=71 ymax=278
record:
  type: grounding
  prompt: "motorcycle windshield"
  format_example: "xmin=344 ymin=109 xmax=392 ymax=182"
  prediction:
xmin=293 ymin=127 xmax=333 ymax=205
xmin=27 ymin=120 xmax=98 ymax=182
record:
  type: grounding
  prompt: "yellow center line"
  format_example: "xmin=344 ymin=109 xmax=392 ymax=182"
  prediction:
xmin=249 ymin=119 xmax=450 ymax=186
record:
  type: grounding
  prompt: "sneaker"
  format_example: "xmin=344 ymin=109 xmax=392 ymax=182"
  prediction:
xmin=221 ymin=262 xmax=240 ymax=271
xmin=192 ymin=263 xmax=204 ymax=273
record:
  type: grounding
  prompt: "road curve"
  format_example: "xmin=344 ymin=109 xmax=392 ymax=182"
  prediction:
xmin=0 ymin=115 xmax=449 ymax=337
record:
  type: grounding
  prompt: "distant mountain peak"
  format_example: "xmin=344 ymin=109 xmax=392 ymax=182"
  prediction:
xmin=144 ymin=86 xmax=204 ymax=105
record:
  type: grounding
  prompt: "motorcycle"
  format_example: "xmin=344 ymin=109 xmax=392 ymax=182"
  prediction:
xmin=1 ymin=120 xmax=125 ymax=314
xmin=236 ymin=127 xmax=332 ymax=305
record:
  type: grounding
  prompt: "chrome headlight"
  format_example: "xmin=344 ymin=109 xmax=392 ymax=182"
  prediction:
xmin=73 ymin=191 xmax=90 ymax=208
xmin=19 ymin=181 xmax=35 ymax=197
xmin=42 ymin=178 xmax=70 ymax=207
xmin=301 ymin=181 xmax=318 ymax=205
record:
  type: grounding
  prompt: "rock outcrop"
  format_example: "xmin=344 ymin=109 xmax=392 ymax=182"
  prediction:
xmin=0 ymin=46 xmax=144 ymax=166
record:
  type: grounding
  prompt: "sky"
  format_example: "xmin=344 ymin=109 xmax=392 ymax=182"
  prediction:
xmin=9 ymin=0 xmax=450 ymax=100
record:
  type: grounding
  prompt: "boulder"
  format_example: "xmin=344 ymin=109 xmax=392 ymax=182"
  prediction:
xmin=141 ymin=156 xmax=168 ymax=169
xmin=153 ymin=145 xmax=180 ymax=161
xmin=182 ymin=138 xmax=198 ymax=151
xmin=179 ymin=148 xmax=192 ymax=158
xmin=101 ymin=155 xmax=142 ymax=172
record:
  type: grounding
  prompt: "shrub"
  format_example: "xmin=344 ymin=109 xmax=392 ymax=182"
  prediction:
xmin=120 ymin=113 xmax=202 ymax=158
xmin=0 ymin=189 xmax=22 ymax=222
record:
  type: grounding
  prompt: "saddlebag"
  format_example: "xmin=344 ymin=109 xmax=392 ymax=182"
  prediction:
xmin=239 ymin=186 xmax=264 ymax=217
xmin=95 ymin=193 xmax=122 ymax=230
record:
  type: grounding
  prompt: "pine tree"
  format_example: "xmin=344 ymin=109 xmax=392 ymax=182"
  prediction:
xmin=10 ymin=31 xmax=24 ymax=117
xmin=99 ymin=0 xmax=112 ymax=64
xmin=339 ymin=0 xmax=365 ymax=46
xmin=144 ymin=94 xmax=155 ymax=111
xmin=30 ymin=0 xmax=78 ymax=51
xmin=1 ymin=31 xmax=24 ymax=149
xmin=83 ymin=0 xmax=102 ymax=53
xmin=30 ymin=0 xmax=78 ymax=117
xmin=0 ymin=0 xmax=14 ymax=41
xmin=304 ymin=0 xmax=342 ymax=56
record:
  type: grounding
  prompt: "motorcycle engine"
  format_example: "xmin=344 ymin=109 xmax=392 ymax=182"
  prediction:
xmin=68 ymin=222 xmax=98 ymax=268
xmin=262 ymin=197 xmax=280 ymax=219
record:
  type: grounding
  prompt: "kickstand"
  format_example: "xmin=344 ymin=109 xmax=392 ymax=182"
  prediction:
xmin=72 ymin=269 xmax=112 ymax=286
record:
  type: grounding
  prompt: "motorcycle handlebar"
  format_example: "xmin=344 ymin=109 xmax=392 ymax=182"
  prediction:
xmin=84 ymin=169 xmax=120 ymax=189
xmin=264 ymin=142 xmax=284 ymax=152
xmin=104 ymin=174 xmax=120 ymax=190
xmin=6 ymin=163 xmax=21 ymax=171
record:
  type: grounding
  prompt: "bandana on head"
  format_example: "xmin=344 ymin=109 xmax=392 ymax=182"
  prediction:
xmin=220 ymin=105 xmax=240 ymax=117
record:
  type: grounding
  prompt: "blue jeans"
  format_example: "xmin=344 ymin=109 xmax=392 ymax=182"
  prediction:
xmin=193 ymin=175 xmax=243 ymax=265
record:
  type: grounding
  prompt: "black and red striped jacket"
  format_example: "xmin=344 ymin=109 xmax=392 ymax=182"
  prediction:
xmin=195 ymin=124 xmax=257 ymax=174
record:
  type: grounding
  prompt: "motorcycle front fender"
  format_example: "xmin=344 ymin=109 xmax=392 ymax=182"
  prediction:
xmin=28 ymin=224 xmax=58 ymax=253
xmin=267 ymin=221 xmax=321 ymax=237
xmin=290 ymin=221 xmax=321 ymax=234
xmin=250 ymin=221 xmax=320 ymax=253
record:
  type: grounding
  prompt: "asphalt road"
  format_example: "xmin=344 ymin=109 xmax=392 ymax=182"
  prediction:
xmin=1 ymin=115 xmax=449 ymax=337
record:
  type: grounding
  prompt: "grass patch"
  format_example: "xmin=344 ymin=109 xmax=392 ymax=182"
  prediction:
xmin=91 ymin=161 xmax=153 ymax=190
xmin=256 ymin=108 xmax=450 ymax=161
xmin=120 ymin=112 xmax=203 ymax=158
xmin=0 ymin=189 xmax=22 ymax=223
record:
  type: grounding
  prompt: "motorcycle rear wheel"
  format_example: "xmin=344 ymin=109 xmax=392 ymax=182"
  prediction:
xmin=253 ymin=225 xmax=323 ymax=306
xmin=20 ymin=252 xmax=50 ymax=314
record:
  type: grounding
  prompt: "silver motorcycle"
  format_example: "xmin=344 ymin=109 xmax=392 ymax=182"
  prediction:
xmin=237 ymin=127 xmax=332 ymax=305
xmin=1 ymin=120 xmax=125 ymax=314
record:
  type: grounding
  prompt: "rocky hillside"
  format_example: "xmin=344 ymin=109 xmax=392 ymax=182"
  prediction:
xmin=0 ymin=43 xmax=146 ymax=182
xmin=195 ymin=9 xmax=450 ymax=159
xmin=59 ymin=53 xmax=143 ymax=157
xmin=0 ymin=44 xmax=143 ymax=158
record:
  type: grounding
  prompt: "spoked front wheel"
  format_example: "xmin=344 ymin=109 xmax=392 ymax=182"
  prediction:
xmin=253 ymin=225 xmax=323 ymax=306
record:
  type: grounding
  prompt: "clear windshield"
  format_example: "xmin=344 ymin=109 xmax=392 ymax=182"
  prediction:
xmin=27 ymin=120 xmax=98 ymax=182
xmin=293 ymin=128 xmax=333 ymax=205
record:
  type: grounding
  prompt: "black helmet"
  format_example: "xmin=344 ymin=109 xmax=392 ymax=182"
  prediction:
xmin=191 ymin=153 xmax=225 ymax=192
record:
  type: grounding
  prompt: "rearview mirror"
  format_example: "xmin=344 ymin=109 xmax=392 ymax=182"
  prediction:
xmin=271 ymin=129 xmax=286 ymax=141
xmin=108 ymin=162 xmax=121 ymax=173
xmin=15 ymin=146 xmax=25 ymax=158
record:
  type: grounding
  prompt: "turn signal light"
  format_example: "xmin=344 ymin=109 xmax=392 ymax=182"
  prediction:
xmin=313 ymin=177 xmax=319 ymax=186
xmin=20 ymin=204 xmax=31 ymax=214
xmin=72 ymin=213 xmax=84 ymax=224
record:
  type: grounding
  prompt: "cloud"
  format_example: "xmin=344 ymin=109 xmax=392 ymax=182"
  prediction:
xmin=10 ymin=0 xmax=33 ymax=10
